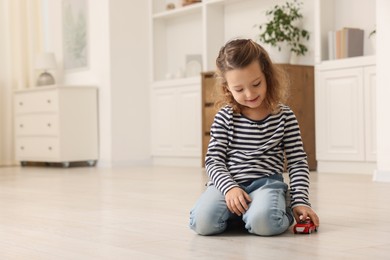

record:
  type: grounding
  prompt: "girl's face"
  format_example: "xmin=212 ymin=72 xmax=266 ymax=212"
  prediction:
xmin=225 ymin=60 xmax=268 ymax=112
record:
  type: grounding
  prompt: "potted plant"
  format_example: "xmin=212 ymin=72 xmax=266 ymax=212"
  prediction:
xmin=256 ymin=0 xmax=310 ymax=62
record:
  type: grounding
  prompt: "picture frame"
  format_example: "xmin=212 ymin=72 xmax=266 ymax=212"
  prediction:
xmin=62 ymin=0 xmax=88 ymax=71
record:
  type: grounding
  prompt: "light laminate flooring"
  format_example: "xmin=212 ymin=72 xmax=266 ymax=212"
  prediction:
xmin=0 ymin=165 xmax=390 ymax=259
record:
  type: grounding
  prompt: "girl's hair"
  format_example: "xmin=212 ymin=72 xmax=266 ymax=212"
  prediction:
xmin=215 ymin=38 xmax=289 ymax=114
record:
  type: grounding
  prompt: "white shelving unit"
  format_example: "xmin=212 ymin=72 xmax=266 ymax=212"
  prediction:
xmin=148 ymin=0 xmax=313 ymax=166
xmin=314 ymin=0 xmax=377 ymax=174
xmin=149 ymin=0 xmax=253 ymax=166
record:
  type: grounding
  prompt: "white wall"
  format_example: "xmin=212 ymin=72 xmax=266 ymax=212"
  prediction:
xmin=374 ymin=0 xmax=390 ymax=182
xmin=43 ymin=0 xmax=150 ymax=166
xmin=109 ymin=0 xmax=150 ymax=165
xmin=0 ymin=0 xmax=12 ymax=165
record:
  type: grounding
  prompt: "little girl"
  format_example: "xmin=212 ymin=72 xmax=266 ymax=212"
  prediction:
xmin=190 ymin=39 xmax=320 ymax=236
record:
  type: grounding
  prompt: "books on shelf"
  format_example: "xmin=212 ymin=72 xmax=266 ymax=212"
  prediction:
xmin=328 ymin=28 xmax=364 ymax=60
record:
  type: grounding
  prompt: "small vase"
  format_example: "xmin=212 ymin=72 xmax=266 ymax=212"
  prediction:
xmin=370 ymin=36 xmax=376 ymax=54
xmin=269 ymin=42 xmax=290 ymax=64
xmin=289 ymin=52 xmax=299 ymax=64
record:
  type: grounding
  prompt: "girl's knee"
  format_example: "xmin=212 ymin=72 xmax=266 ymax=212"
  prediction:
xmin=244 ymin=208 xmax=289 ymax=236
xmin=190 ymin=210 xmax=227 ymax=235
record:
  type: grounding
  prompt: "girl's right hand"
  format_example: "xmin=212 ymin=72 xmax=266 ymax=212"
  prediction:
xmin=225 ymin=187 xmax=252 ymax=216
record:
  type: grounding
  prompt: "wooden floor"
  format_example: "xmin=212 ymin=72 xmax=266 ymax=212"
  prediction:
xmin=0 ymin=165 xmax=390 ymax=259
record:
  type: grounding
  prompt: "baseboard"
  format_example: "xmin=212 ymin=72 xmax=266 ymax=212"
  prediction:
xmin=317 ymin=161 xmax=376 ymax=174
xmin=97 ymin=158 xmax=152 ymax=168
xmin=0 ymin=160 xmax=19 ymax=167
xmin=373 ymin=170 xmax=390 ymax=182
xmin=152 ymin=156 xmax=201 ymax=167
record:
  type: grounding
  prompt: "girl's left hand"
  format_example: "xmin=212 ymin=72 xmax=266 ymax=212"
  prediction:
xmin=292 ymin=206 xmax=320 ymax=227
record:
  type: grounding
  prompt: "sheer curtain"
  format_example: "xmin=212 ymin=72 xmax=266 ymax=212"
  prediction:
xmin=0 ymin=0 xmax=42 ymax=166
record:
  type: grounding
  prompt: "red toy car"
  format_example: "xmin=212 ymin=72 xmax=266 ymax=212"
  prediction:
xmin=293 ymin=219 xmax=318 ymax=234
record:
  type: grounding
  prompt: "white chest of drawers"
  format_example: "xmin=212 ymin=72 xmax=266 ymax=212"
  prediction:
xmin=14 ymin=86 xmax=98 ymax=167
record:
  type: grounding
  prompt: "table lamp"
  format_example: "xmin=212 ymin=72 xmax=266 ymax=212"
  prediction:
xmin=35 ymin=52 xmax=57 ymax=86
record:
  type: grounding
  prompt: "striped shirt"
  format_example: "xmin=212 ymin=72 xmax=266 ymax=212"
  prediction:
xmin=205 ymin=104 xmax=311 ymax=208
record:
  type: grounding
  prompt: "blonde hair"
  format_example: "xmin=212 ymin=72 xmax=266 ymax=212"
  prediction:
xmin=215 ymin=39 xmax=289 ymax=114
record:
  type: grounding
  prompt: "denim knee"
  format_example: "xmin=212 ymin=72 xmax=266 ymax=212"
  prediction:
xmin=189 ymin=209 xmax=228 ymax=236
xmin=244 ymin=208 xmax=289 ymax=236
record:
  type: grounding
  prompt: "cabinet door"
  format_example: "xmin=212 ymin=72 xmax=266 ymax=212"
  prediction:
xmin=177 ymin=85 xmax=201 ymax=156
xmin=151 ymin=85 xmax=201 ymax=157
xmin=151 ymin=88 xmax=177 ymax=156
xmin=316 ymin=68 xmax=365 ymax=161
xmin=364 ymin=66 xmax=376 ymax=161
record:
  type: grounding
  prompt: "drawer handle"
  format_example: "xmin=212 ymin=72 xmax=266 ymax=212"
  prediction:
xmin=19 ymin=124 xmax=24 ymax=128
xmin=48 ymin=146 xmax=52 ymax=151
xmin=20 ymin=146 xmax=24 ymax=150
xmin=47 ymin=123 xmax=51 ymax=127
xmin=19 ymin=102 xmax=23 ymax=106
xmin=47 ymin=99 xmax=51 ymax=104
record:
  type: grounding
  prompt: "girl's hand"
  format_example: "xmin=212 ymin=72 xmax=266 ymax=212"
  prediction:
xmin=225 ymin=187 xmax=252 ymax=216
xmin=293 ymin=206 xmax=320 ymax=227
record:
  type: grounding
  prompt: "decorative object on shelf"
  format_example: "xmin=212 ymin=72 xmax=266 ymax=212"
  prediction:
xmin=182 ymin=0 xmax=201 ymax=7
xmin=175 ymin=68 xmax=185 ymax=78
xmin=186 ymin=61 xmax=202 ymax=77
xmin=185 ymin=54 xmax=202 ymax=77
xmin=165 ymin=73 xmax=174 ymax=80
xmin=256 ymin=0 xmax=310 ymax=63
xmin=369 ymin=28 xmax=376 ymax=53
xmin=328 ymin=28 xmax=364 ymax=59
xmin=35 ymin=52 xmax=57 ymax=86
xmin=166 ymin=3 xmax=175 ymax=10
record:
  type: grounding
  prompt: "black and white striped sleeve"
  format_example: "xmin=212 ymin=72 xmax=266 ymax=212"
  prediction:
xmin=283 ymin=109 xmax=311 ymax=208
xmin=205 ymin=108 xmax=239 ymax=195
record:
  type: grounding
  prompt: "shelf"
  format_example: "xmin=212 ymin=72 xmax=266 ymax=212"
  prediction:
xmin=151 ymin=76 xmax=201 ymax=89
xmin=204 ymin=0 xmax=225 ymax=6
xmin=315 ymin=0 xmax=376 ymax=64
xmin=153 ymin=3 xmax=202 ymax=20
xmin=316 ymin=55 xmax=376 ymax=71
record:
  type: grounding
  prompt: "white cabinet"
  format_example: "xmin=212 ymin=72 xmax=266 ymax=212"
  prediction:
xmin=14 ymin=86 xmax=98 ymax=167
xmin=148 ymin=1 xmax=221 ymax=166
xmin=364 ymin=66 xmax=377 ymax=162
xmin=315 ymin=58 xmax=376 ymax=173
xmin=314 ymin=0 xmax=376 ymax=173
xmin=151 ymin=79 xmax=201 ymax=166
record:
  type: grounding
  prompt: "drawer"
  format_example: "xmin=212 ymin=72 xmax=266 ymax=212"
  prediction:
xmin=14 ymin=90 xmax=58 ymax=114
xmin=15 ymin=114 xmax=59 ymax=136
xmin=15 ymin=138 xmax=60 ymax=160
xmin=203 ymin=106 xmax=218 ymax=134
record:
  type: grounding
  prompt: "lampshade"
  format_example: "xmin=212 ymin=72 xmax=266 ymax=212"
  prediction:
xmin=35 ymin=52 xmax=57 ymax=70
xmin=35 ymin=52 xmax=57 ymax=86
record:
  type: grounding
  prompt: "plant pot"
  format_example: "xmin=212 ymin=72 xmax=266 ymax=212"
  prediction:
xmin=269 ymin=42 xmax=291 ymax=64
xmin=289 ymin=52 xmax=299 ymax=64
xmin=370 ymin=35 xmax=376 ymax=54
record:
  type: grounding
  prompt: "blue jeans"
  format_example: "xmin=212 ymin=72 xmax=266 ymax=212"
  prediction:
xmin=189 ymin=174 xmax=293 ymax=236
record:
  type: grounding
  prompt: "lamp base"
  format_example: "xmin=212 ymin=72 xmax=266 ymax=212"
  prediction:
xmin=37 ymin=72 xmax=55 ymax=86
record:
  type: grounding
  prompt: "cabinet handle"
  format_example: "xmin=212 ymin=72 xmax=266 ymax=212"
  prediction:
xmin=47 ymin=123 xmax=51 ymax=127
xmin=19 ymin=102 xmax=23 ymax=106
xmin=19 ymin=124 xmax=24 ymax=128
xmin=20 ymin=146 xmax=24 ymax=150
xmin=47 ymin=99 xmax=51 ymax=104
xmin=48 ymin=146 xmax=52 ymax=151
